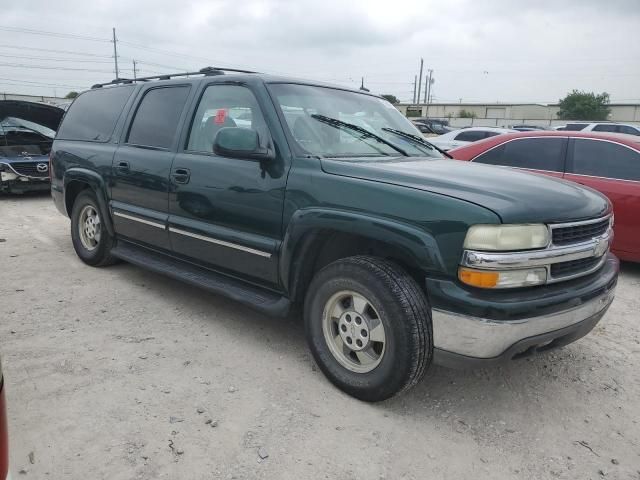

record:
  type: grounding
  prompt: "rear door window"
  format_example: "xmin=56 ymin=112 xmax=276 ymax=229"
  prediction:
xmin=454 ymin=130 xmax=488 ymax=142
xmin=127 ymin=86 xmax=190 ymax=149
xmin=568 ymin=139 xmax=640 ymax=181
xmin=473 ymin=137 xmax=567 ymax=172
xmin=57 ymin=86 xmax=134 ymax=142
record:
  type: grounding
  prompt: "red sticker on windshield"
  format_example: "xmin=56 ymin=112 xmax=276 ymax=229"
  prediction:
xmin=214 ymin=109 xmax=227 ymax=125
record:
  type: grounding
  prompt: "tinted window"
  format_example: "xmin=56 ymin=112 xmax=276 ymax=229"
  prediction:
xmin=569 ymin=139 xmax=640 ymax=181
xmin=187 ymin=85 xmax=270 ymax=153
xmin=592 ymin=124 xmax=617 ymax=133
xmin=618 ymin=125 xmax=640 ymax=136
xmin=455 ymin=130 xmax=488 ymax=142
xmin=474 ymin=137 xmax=566 ymax=172
xmin=127 ymin=86 xmax=190 ymax=149
xmin=57 ymin=86 xmax=134 ymax=142
xmin=564 ymin=123 xmax=588 ymax=131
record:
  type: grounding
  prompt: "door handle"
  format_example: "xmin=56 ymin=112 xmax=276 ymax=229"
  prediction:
xmin=116 ymin=161 xmax=130 ymax=172
xmin=171 ymin=167 xmax=191 ymax=184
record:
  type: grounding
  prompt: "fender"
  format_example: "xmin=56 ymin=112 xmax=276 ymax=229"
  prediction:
xmin=279 ymin=207 xmax=447 ymax=296
xmin=63 ymin=168 xmax=115 ymax=237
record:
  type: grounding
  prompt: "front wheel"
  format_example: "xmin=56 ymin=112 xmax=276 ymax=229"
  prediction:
xmin=304 ymin=256 xmax=433 ymax=402
xmin=70 ymin=190 xmax=116 ymax=267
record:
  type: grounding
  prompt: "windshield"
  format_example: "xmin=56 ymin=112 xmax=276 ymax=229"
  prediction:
xmin=0 ymin=116 xmax=54 ymax=157
xmin=268 ymin=84 xmax=443 ymax=159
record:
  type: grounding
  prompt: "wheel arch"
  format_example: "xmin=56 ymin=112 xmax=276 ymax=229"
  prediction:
xmin=280 ymin=208 xmax=446 ymax=303
xmin=64 ymin=168 xmax=114 ymax=236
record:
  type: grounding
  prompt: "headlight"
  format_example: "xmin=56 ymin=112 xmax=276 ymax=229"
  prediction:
xmin=464 ymin=224 xmax=550 ymax=251
xmin=459 ymin=266 xmax=547 ymax=289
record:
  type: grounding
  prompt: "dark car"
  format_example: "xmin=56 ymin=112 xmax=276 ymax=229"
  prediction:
xmin=51 ymin=68 xmax=617 ymax=401
xmin=413 ymin=119 xmax=452 ymax=135
xmin=0 ymin=101 xmax=64 ymax=194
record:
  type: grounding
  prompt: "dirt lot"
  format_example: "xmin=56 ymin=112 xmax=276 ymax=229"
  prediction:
xmin=1 ymin=194 xmax=639 ymax=480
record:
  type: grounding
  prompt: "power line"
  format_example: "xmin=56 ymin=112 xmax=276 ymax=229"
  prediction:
xmin=0 ymin=53 xmax=113 ymax=64
xmin=0 ymin=25 xmax=110 ymax=42
xmin=0 ymin=44 xmax=113 ymax=58
xmin=0 ymin=77 xmax=87 ymax=88
xmin=0 ymin=63 xmax=131 ymax=74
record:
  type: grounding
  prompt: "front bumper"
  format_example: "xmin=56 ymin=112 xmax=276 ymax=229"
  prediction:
xmin=428 ymin=253 xmax=618 ymax=367
xmin=0 ymin=174 xmax=49 ymax=193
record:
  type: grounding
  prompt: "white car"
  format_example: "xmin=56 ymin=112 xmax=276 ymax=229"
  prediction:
xmin=427 ymin=127 xmax=517 ymax=151
xmin=554 ymin=122 xmax=640 ymax=136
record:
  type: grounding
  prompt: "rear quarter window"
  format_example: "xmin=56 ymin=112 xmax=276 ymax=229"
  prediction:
xmin=56 ymin=86 xmax=134 ymax=142
xmin=569 ymin=139 xmax=640 ymax=181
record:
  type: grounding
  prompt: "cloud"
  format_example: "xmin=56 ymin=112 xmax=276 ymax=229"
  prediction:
xmin=0 ymin=0 xmax=638 ymax=103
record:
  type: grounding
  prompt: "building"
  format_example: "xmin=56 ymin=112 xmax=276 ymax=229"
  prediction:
xmin=397 ymin=102 xmax=640 ymax=128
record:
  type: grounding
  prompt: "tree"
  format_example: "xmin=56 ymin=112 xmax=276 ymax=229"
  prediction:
xmin=381 ymin=94 xmax=400 ymax=105
xmin=65 ymin=91 xmax=79 ymax=99
xmin=458 ymin=109 xmax=477 ymax=119
xmin=557 ymin=90 xmax=611 ymax=120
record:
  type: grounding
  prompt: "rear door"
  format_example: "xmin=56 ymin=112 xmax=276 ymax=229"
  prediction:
xmin=565 ymin=138 xmax=640 ymax=256
xmin=471 ymin=137 xmax=568 ymax=179
xmin=111 ymin=85 xmax=191 ymax=250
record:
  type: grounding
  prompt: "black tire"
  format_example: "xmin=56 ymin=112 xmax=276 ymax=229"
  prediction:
xmin=304 ymin=256 xmax=432 ymax=402
xmin=70 ymin=190 xmax=117 ymax=267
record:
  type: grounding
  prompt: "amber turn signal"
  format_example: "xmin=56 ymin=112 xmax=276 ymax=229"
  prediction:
xmin=458 ymin=268 xmax=499 ymax=288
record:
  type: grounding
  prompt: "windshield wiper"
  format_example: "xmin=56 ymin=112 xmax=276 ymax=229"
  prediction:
xmin=310 ymin=114 xmax=409 ymax=157
xmin=381 ymin=127 xmax=452 ymax=158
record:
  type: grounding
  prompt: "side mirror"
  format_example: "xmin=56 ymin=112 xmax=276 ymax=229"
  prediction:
xmin=213 ymin=127 xmax=274 ymax=161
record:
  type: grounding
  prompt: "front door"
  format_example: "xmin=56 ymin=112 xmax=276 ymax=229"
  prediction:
xmin=168 ymin=83 xmax=288 ymax=286
xmin=111 ymin=85 xmax=191 ymax=250
xmin=564 ymin=138 xmax=640 ymax=257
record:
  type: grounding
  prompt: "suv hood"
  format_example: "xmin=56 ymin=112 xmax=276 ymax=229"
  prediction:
xmin=320 ymin=157 xmax=610 ymax=224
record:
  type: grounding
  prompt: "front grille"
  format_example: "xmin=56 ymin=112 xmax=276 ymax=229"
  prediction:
xmin=8 ymin=162 xmax=48 ymax=178
xmin=552 ymin=218 xmax=610 ymax=245
xmin=550 ymin=256 xmax=601 ymax=278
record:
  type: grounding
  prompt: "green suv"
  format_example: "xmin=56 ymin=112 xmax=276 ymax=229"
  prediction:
xmin=51 ymin=68 xmax=618 ymax=401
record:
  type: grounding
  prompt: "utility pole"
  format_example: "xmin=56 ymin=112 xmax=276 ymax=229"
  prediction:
xmin=112 ymin=27 xmax=119 ymax=79
xmin=132 ymin=59 xmax=137 ymax=81
xmin=424 ymin=69 xmax=433 ymax=103
xmin=416 ymin=58 xmax=424 ymax=106
xmin=412 ymin=75 xmax=417 ymax=104
xmin=425 ymin=70 xmax=434 ymax=117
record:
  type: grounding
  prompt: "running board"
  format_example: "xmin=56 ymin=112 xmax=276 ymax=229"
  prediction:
xmin=111 ymin=241 xmax=290 ymax=317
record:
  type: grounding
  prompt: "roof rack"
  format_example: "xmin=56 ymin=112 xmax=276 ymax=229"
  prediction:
xmin=91 ymin=66 xmax=259 ymax=89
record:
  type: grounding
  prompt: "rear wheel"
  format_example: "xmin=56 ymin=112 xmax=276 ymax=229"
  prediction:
xmin=70 ymin=190 xmax=116 ymax=266
xmin=304 ymin=256 xmax=432 ymax=402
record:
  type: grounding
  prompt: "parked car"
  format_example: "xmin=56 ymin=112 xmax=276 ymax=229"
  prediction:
xmin=428 ymin=127 xmax=517 ymax=151
xmin=0 ymin=356 xmax=9 ymax=480
xmin=554 ymin=122 xmax=640 ymax=136
xmin=51 ymin=68 xmax=618 ymax=401
xmin=449 ymin=131 xmax=640 ymax=262
xmin=413 ymin=119 xmax=453 ymax=135
xmin=411 ymin=121 xmax=438 ymax=136
xmin=0 ymin=101 xmax=65 ymax=194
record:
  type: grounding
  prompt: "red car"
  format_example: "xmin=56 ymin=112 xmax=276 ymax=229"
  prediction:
xmin=449 ymin=131 xmax=640 ymax=262
xmin=0 ymin=357 xmax=8 ymax=480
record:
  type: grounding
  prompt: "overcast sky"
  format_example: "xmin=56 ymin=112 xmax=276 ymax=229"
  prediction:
xmin=2 ymin=0 xmax=639 ymax=103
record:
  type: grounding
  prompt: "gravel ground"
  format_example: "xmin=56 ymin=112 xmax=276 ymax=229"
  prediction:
xmin=1 ymin=193 xmax=639 ymax=480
